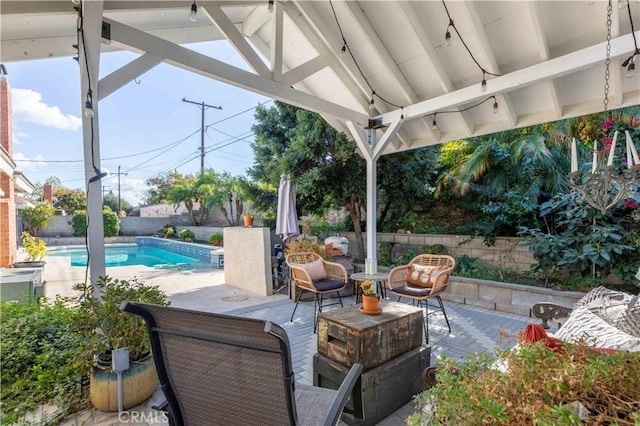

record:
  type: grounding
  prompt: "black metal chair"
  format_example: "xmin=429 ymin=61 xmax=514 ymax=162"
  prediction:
xmin=120 ymin=302 xmax=362 ymax=426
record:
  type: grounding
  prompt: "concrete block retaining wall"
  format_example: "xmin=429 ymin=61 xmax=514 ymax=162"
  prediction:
xmin=442 ymin=277 xmax=584 ymax=318
xmin=334 ymin=232 xmax=535 ymax=272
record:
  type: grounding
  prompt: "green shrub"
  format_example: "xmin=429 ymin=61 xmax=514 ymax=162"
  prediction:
xmin=208 ymin=232 xmax=223 ymax=245
xmin=20 ymin=231 xmax=48 ymax=261
xmin=410 ymin=343 xmax=640 ymax=425
xmin=178 ymin=228 xmax=195 ymax=241
xmin=423 ymin=244 xmax=447 ymax=255
xmin=21 ymin=202 xmax=55 ymax=236
xmin=71 ymin=209 xmax=120 ymax=237
xmin=102 ymin=207 xmax=120 ymax=237
xmin=378 ymin=242 xmax=393 ymax=266
xmin=72 ymin=211 xmax=87 ymax=236
xmin=1 ymin=299 xmax=90 ymax=424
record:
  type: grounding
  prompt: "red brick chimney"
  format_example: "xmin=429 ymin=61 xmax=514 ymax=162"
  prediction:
xmin=0 ymin=64 xmax=17 ymax=267
xmin=43 ymin=183 xmax=54 ymax=204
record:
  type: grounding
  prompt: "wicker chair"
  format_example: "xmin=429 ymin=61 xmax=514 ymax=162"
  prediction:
xmin=387 ymin=254 xmax=456 ymax=343
xmin=120 ymin=302 xmax=363 ymax=426
xmin=286 ymin=252 xmax=348 ymax=333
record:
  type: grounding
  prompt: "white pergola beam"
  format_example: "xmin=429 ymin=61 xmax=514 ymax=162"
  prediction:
xmin=203 ymin=5 xmax=270 ymax=78
xmin=104 ymin=17 xmax=369 ymax=125
xmin=270 ymin=1 xmax=283 ymax=82
xmin=526 ymin=1 xmax=563 ymax=118
xmin=378 ymin=31 xmax=640 ymax=125
xmin=340 ymin=1 xmax=439 ymax=140
xmin=460 ymin=1 xmax=517 ymax=127
xmin=98 ymin=53 xmax=161 ymax=100
xmin=281 ymin=56 xmax=326 ymax=86
xmin=242 ymin=5 xmax=271 ymax=36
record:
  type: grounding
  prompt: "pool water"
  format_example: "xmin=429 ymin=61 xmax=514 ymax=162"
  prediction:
xmin=48 ymin=245 xmax=199 ymax=267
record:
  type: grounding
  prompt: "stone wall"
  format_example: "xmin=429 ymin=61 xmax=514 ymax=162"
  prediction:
xmin=40 ymin=216 xmax=223 ymax=240
xmin=334 ymin=232 xmax=535 ymax=271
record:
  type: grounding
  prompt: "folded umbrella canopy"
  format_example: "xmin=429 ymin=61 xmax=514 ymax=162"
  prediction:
xmin=276 ymin=175 xmax=299 ymax=242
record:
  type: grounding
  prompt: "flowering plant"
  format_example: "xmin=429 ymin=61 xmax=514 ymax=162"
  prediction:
xmin=161 ymin=224 xmax=175 ymax=237
xmin=360 ymin=280 xmax=376 ymax=297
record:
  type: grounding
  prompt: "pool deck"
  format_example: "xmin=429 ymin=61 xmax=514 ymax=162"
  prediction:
xmin=20 ymin=248 xmax=536 ymax=425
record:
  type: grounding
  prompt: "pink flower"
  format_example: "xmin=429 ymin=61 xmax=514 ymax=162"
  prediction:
xmin=603 ymin=117 xmax=615 ymax=132
xmin=624 ymin=199 xmax=638 ymax=209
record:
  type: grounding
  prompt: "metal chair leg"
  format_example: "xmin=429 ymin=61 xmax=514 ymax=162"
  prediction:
xmin=290 ymin=288 xmax=304 ymax=322
xmin=337 ymin=291 xmax=343 ymax=308
xmin=436 ymin=296 xmax=452 ymax=333
xmin=313 ymin=293 xmax=322 ymax=334
xmin=419 ymin=300 xmax=429 ymax=344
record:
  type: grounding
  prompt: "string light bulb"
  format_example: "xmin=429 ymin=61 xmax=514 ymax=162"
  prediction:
xmin=340 ymin=43 xmax=347 ymax=57
xmin=84 ymin=100 xmax=94 ymax=118
xmin=268 ymin=0 xmax=274 ymax=12
xmin=431 ymin=115 xmax=438 ymax=130
xmin=492 ymin=97 xmax=499 ymax=114
xmin=189 ymin=1 xmax=198 ymax=22
xmin=618 ymin=0 xmax=628 ymax=9
xmin=627 ymin=58 xmax=636 ymax=78
xmin=444 ymin=19 xmax=453 ymax=47
xmin=480 ymin=71 xmax=487 ymax=92
xmin=369 ymin=93 xmax=375 ymax=112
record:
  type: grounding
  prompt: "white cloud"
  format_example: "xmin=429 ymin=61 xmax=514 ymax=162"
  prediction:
xmin=12 ymin=88 xmax=82 ymax=131
xmin=13 ymin=152 xmax=46 ymax=172
xmin=120 ymin=177 xmax=147 ymax=207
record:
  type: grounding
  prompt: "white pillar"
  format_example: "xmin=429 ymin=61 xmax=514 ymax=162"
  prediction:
xmin=79 ymin=1 xmax=106 ymax=287
xmin=365 ymin=128 xmax=377 ymax=273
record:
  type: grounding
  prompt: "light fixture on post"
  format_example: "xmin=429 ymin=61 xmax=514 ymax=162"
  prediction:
xmin=569 ymin=0 xmax=640 ymax=216
xmin=189 ymin=1 xmax=197 ymax=22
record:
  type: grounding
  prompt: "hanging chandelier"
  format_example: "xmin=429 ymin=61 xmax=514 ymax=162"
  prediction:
xmin=569 ymin=0 xmax=640 ymax=216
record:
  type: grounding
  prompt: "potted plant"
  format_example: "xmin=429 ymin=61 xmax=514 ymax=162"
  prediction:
xmin=209 ymin=232 xmax=224 ymax=246
xmin=178 ymin=228 xmax=195 ymax=242
xmin=243 ymin=212 xmax=254 ymax=227
xmin=70 ymin=276 xmax=170 ymax=412
xmin=13 ymin=231 xmax=48 ymax=268
xmin=360 ymin=280 xmax=381 ymax=313
xmin=161 ymin=224 xmax=175 ymax=238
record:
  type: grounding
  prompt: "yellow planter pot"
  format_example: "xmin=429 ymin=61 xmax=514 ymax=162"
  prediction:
xmin=90 ymin=357 xmax=157 ymax=412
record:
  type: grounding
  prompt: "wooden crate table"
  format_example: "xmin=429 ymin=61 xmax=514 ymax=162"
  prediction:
xmin=315 ymin=301 xmax=429 ymax=425
xmin=317 ymin=301 xmax=423 ymax=371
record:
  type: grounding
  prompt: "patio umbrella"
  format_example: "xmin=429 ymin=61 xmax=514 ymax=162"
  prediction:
xmin=276 ymin=174 xmax=299 ymax=242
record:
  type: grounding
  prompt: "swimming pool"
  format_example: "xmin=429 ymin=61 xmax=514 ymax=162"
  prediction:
xmin=48 ymin=245 xmax=200 ymax=267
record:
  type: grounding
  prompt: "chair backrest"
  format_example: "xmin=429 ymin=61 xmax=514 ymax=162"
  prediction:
xmin=120 ymin=302 xmax=298 ymax=426
xmin=411 ymin=254 xmax=456 ymax=292
xmin=410 ymin=254 xmax=456 ymax=270
xmin=286 ymin=252 xmax=322 ymax=265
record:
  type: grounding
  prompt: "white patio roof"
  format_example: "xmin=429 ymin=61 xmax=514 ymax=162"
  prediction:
xmin=2 ymin=0 xmax=639 ymax=281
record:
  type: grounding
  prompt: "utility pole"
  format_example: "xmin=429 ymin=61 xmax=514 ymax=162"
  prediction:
xmin=102 ymin=186 xmax=110 ymax=198
xmin=182 ymin=98 xmax=222 ymax=174
xmin=113 ymin=166 xmax=128 ymax=212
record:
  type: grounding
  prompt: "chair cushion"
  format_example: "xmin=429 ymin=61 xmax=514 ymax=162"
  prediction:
xmin=297 ymin=258 xmax=327 ymax=282
xmin=554 ymin=305 xmax=640 ymax=351
xmin=392 ymin=284 xmax=432 ymax=298
xmin=314 ymin=279 xmax=345 ymax=292
xmin=574 ymin=286 xmax=631 ymax=324
xmin=295 ymin=384 xmax=338 ymax=426
xmin=405 ymin=264 xmax=435 ymax=287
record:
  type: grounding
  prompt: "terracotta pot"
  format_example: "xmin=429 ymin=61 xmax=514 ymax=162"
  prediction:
xmin=243 ymin=216 xmax=254 ymax=227
xmin=362 ymin=295 xmax=380 ymax=312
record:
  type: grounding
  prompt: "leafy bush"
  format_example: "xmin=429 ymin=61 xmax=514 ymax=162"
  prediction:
xmin=208 ymin=232 xmax=223 ymax=245
xmin=102 ymin=207 xmax=120 ymax=237
xmin=423 ymin=244 xmax=447 ymax=255
xmin=178 ymin=228 xmax=195 ymax=241
xmin=409 ymin=343 xmax=640 ymax=425
xmin=71 ymin=208 xmax=121 ymax=237
xmin=20 ymin=203 xmax=55 ymax=237
xmin=20 ymin=231 xmax=48 ymax=261
xmin=1 ymin=299 xmax=89 ymax=424
xmin=519 ymin=191 xmax=638 ymax=283
xmin=378 ymin=242 xmax=393 ymax=266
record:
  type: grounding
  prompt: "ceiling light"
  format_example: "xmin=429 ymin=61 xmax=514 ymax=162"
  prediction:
xmin=189 ymin=1 xmax=198 ymax=22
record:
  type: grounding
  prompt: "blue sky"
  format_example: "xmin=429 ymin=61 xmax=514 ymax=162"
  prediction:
xmin=8 ymin=40 xmax=271 ymax=206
